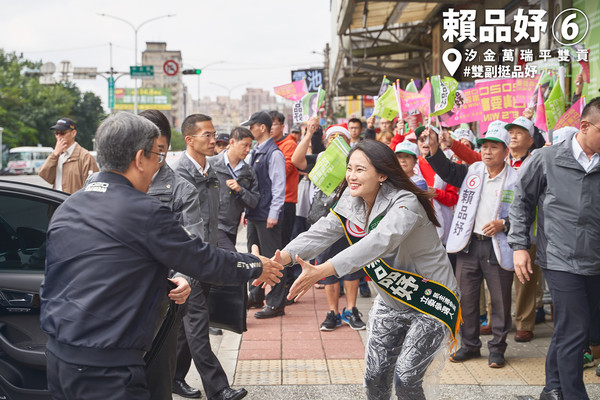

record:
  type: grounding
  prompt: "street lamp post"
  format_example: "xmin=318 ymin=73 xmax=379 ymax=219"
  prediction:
xmin=209 ymin=82 xmax=249 ymax=131
xmin=98 ymin=13 xmax=175 ymax=114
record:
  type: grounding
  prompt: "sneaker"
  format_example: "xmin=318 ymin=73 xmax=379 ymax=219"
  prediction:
xmin=488 ymin=352 xmax=505 ymax=368
xmin=341 ymin=307 xmax=366 ymax=330
xmin=584 ymin=351 xmax=595 ymax=369
xmin=449 ymin=347 xmax=481 ymax=363
xmin=320 ymin=311 xmax=341 ymax=331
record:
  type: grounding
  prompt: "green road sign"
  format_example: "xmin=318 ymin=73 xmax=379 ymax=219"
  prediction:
xmin=130 ymin=65 xmax=154 ymax=78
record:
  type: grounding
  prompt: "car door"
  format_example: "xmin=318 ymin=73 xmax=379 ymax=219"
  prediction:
xmin=0 ymin=180 xmax=65 ymax=400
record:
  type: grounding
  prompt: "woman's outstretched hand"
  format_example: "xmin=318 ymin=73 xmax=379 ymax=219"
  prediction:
xmin=287 ymin=257 xmax=335 ymax=302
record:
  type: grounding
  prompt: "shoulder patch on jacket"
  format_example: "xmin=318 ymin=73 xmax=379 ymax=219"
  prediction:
xmin=85 ymin=182 xmax=109 ymax=193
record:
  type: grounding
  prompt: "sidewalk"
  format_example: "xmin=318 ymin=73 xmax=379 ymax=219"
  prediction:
xmin=175 ymin=228 xmax=600 ymax=399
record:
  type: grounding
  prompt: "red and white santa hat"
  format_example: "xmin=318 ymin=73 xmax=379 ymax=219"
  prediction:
xmin=325 ymin=123 xmax=351 ymax=141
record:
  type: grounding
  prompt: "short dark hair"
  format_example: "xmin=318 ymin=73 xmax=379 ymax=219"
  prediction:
xmin=139 ymin=110 xmax=171 ymax=145
xmin=181 ymin=114 xmax=212 ymax=138
xmin=348 ymin=118 xmax=362 ymax=127
xmin=96 ymin=113 xmax=159 ymax=173
xmin=269 ymin=110 xmax=285 ymax=124
xmin=230 ymin=126 xmax=254 ymax=141
xmin=581 ymin=97 xmax=600 ymax=122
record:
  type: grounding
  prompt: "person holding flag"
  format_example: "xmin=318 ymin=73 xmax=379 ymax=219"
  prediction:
xmin=283 ymin=140 xmax=460 ymax=400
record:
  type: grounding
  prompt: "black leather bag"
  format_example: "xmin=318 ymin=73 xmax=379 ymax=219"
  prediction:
xmin=207 ymin=283 xmax=248 ymax=334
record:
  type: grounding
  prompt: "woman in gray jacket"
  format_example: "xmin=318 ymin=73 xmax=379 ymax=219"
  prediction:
xmin=279 ymin=140 xmax=460 ymax=400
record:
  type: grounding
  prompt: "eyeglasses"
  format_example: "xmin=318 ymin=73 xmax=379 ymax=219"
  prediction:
xmin=149 ymin=151 xmax=166 ymax=164
xmin=190 ymin=132 xmax=217 ymax=139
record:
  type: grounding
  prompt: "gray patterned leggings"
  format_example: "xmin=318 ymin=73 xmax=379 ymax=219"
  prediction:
xmin=365 ymin=297 xmax=447 ymax=400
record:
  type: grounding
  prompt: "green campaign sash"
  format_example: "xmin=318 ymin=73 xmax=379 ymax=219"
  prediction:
xmin=332 ymin=210 xmax=461 ymax=340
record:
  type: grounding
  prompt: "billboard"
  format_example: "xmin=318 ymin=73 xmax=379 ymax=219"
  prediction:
xmin=114 ymin=88 xmax=172 ymax=110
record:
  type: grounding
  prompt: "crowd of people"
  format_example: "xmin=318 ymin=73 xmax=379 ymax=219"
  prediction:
xmin=37 ymin=77 xmax=600 ymax=400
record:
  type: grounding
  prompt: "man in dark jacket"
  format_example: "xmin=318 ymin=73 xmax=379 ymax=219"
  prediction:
xmin=209 ymin=126 xmax=259 ymax=251
xmin=509 ymin=97 xmax=600 ymax=400
xmin=174 ymin=114 xmax=249 ymax=400
xmin=242 ymin=111 xmax=288 ymax=319
xmin=40 ymin=112 xmax=282 ymax=400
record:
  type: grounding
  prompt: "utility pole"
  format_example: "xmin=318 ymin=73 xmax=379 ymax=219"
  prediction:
xmin=324 ymin=43 xmax=333 ymax=125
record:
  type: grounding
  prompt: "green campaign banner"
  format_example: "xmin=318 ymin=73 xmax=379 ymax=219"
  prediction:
xmin=544 ymin=81 xmax=565 ymax=131
xmin=308 ymin=136 xmax=351 ymax=196
xmin=373 ymin=86 xmax=399 ymax=121
xmin=301 ymin=89 xmax=326 ymax=119
xmin=430 ymin=76 xmax=458 ymax=116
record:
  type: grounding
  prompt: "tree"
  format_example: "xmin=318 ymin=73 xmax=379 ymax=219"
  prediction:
xmin=0 ymin=49 xmax=105 ymax=150
xmin=169 ymin=128 xmax=186 ymax=151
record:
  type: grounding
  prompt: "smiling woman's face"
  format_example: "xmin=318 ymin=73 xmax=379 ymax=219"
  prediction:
xmin=346 ymin=150 xmax=386 ymax=204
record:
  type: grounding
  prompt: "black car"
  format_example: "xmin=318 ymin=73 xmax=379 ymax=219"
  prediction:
xmin=0 ymin=180 xmax=178 ymax=400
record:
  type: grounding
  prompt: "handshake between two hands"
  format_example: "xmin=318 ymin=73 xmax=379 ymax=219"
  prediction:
xmin=250 ymin=244 xmax=330 ymax=303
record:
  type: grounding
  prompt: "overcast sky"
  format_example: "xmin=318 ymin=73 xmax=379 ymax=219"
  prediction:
xmin=1 ymin=0 xmax=332 ymax=111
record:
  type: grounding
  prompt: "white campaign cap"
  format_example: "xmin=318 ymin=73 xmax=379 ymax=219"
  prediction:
xmin=394 ymin=140 xmax=418 ymax=156
xmin=506 ymin=116 xmax=534 ymax=137
xmin=552 ymin=126 xmax=578 ymax=145
xmin=477 ymin=120 xmax=510 ymax=147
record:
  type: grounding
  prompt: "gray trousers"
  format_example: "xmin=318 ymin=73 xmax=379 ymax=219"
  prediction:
xmin=456 ymin=239 xmax=514 ymax=354
xmin=365 ymin=297 xmax=447 ymax=400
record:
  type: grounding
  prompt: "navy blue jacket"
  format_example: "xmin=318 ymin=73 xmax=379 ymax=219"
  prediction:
xmin=40 ymin=172 xmax=261 ymax=367
xmin=245 ymin=138 xmax=280 ymax=221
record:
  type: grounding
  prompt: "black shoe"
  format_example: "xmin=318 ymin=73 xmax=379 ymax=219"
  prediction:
xmin=539 ymin=388 xmax=563 ymax=400
xmin=246 ymin=297 xmax=264 ymax=309
xmin=359 ymin=285 xmax=371 ymax=298
xmin=488 ymin=352 xmax=505 ymax=368
xmin=172 ymin=379 xmax=202 ymax=398
xmin=209 ymin=387 xmax=248 ymax=400
xmin=449 ymin=347 xmax=481 ymax=363
xmin=320 ymin=311 xmax=341 ymax=331
xmin=209 ymin=327 xmax=223 ymax=335
xmin=535 ymin=307 xmax=546 ymax=324
xmin=254 ymin=305 xmax=285 ymax=319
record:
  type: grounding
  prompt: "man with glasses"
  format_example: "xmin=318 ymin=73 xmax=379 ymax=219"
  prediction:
xmin=40 ymin=112 xmax=282 ymax=400
xmin=39 ymin=117 xmax=98 ymax=193
xmin=509 ymin=97 xmax=600 ymax=400
xmin=174 ymin=114 xmax=249 ymax=400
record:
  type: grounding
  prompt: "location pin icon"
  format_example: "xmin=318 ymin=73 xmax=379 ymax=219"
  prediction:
xmin=443 ymin=48 xmax=462 ymax=77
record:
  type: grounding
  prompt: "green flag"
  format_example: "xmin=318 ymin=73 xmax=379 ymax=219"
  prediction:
xmin=308 ymin=136 xmax=351 ymax=196
xmin=373 ymin=86 xmax=399 ymax=121
xmin=544 ymin=81 xmax=565 ymax=131
xmin=301 ymin=89 xmax=326 ymax=118
xmin=429 ymin=76 xmax=458 ymax=116
xmin=405 ymin=80 xmax=418 ymax=93
xmin=378 ymin=75 xmax=391 ymax=97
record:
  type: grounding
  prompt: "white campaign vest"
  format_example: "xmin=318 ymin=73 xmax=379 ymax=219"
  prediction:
xmin=414 ymin=164 xmax=454 ymax=245
xmin=446 ymin=162 xmax=519 ymax=271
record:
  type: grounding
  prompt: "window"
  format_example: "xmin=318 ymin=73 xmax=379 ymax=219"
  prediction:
xmin=0 ymin=194 xmax=58 ymax=271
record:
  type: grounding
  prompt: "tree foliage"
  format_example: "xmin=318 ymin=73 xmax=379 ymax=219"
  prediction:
xmin=0 ymin=50 xmax=106 ymax=151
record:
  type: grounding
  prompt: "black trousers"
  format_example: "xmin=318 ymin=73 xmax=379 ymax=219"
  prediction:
xmin=281 ymin=202 xmax=296 ymax=248
xmin=246 ymin=218 xmax=286 ymax=308
xmin=174 ymin=281 xmax=228 ymax=398
xmin=47 ymin=350 xmax=148 ymax=400
xmin=543 ymin=268 xmax=600 ymax=399
xmin=146 ymin=306 xmax=184 ymax=400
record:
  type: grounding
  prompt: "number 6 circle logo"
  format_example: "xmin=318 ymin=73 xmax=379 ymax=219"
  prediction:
xmin=552 ymin=8 xmax=589 ymax=46
xmin=466 ymin=175 xmax=481 ymax=189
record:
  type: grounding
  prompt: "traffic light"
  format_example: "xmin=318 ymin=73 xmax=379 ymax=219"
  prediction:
xmin=182 ymin=69 xmax=202 ymax=75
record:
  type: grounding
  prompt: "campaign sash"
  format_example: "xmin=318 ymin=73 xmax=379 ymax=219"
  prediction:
xmin=332 ymin=210 xmax=461 ymax=340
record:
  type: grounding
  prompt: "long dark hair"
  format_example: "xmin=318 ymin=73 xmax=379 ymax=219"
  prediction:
xmin=347 ymin=140 xmax=440 ymax=227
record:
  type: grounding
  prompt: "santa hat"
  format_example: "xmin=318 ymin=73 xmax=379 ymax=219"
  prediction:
xmin=325 ymin=123 xmax=351 ymax=141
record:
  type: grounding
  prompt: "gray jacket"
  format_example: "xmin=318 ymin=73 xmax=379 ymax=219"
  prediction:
xmin=284 ymin=182 xmax=458 ymax=311
xmin=508 ymin=133 xmax=600 ymax=275
xmin=208 ymin=151 xmax=260 ymax=235
xmin=175 ymin=154 xmax=220 ymax=246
